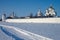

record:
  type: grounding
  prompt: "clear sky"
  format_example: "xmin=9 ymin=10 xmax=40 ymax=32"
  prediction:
xmin=0 ymin=0 xmax=60 ymax=18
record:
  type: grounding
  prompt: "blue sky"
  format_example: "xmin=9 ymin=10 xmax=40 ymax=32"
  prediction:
xmin=0 ymin=0 xmax=60 ymax=18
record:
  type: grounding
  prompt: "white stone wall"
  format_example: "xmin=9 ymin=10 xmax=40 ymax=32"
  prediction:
xmin=5 ymin=18 xmax=60 ymax=23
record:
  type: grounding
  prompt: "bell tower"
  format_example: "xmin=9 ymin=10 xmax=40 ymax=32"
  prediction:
xmin=2 ymin=14 xmax=6 ymax=21
xmin=10 ymin=11 xmax=15 ymax=18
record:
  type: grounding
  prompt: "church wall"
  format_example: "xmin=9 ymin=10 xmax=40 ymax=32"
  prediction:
xmin=5 ymin=18 xmax=60 ymax=23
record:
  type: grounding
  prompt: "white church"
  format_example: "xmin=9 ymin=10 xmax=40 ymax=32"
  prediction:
xmin=45 ymin=6 xmax=56 ymax=17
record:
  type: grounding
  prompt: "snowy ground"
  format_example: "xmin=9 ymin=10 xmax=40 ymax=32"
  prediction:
xmin=0 ymin=22 xmax=60 ymax=40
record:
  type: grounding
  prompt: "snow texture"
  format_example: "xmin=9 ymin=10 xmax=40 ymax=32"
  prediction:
xmin=0 ymin=22 xmax=60 ymax=40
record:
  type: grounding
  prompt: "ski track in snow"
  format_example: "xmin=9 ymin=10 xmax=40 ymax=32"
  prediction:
xmin=0 ymin=24 xmax=53 ymax=40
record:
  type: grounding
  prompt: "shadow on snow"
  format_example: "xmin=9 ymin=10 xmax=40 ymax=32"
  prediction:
xmin=0 ymin=26 xmax=24 ymax=40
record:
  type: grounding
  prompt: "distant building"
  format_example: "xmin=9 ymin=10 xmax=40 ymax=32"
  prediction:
xmin=7 ymin=12 xmax=18 ymax=19
xmin=10 ymin=12 xmax=15 ymax=18
xmin=25 ymin=16 xmax=30 ymax=19
xmin=37 ymin=9 xmax=43 ymax=17
xmin=2 ymin=14 xmax=6 ymax=21
xmin=45 ymin=5 xmax=56 ymax=17
xmin=30 ymin=13 xmax=33 ymax=18
xmin=35 ymin=9 xmax=43 ymax=18
xmin=2 ymin=5 xmax=58 ymax=20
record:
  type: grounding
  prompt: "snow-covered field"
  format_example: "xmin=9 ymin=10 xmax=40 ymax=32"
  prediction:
xmin=0 ymin=22 xmax=60 ymax=40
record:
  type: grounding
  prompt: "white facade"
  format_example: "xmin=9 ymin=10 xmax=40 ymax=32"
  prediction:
xmin=45 ymin=9 xmax=49 ymax=16
xmin=2 ymin=14 xmax=6 ymax=21
xmin=45 ymin=6 xmax=56 ymax=16
xmin=37 ymin=9 xmax=42 ymax=16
